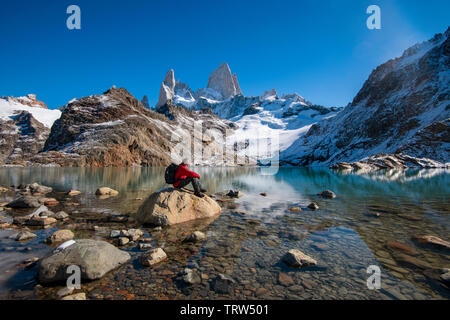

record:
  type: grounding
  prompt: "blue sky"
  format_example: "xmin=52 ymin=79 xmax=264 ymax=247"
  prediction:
xmin=0 ymin=0 xmax=448 ymax=109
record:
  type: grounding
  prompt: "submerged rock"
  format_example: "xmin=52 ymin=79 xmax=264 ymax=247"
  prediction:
xmin=55 ymin=211 xmax=69 ymax=220
xmin=392 ymin=252 xmax=431 ymax=270
xmin=212 ymin=274 xmax=235 ymax=294
xmin=139 ymin=248 xmax=167 ymax=266
xmin=183 ymin=231 xmax=207 ymax=243
xmin=282 ymin=249 xmax=317 ymax=268
xmin=12 ymin=231 xmax=37 ymax=241
xmin=136 ymin=188 xmax=221 ymax=226
xmin=56 ymin=286 xmax=74 ymax=298
xmin=413 ymin=235 xmax=450 ymax=250
xmin=386 ymin=241 xmax=418 ymax=255
xmin=307 ymin=202 xmax=319 ymax=210
xmin=37 ymin=239 xmax=131 ymax=284
xmin=317 ymin=190 xmax=336 ymax=199
xmin=181 ymin=268 xmax=201 ymax=285
xmin=61 ymin=293 xmax=86 ymax=300
xmin=95 ymin=187 xmax=119 ymax=197
xmin=226 ymin=190 xmax=243 ymax=198
xmin=278 ymin=272 xmax=294 ymax=286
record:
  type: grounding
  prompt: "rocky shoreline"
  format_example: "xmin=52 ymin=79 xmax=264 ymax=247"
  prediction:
xmin=0 ymin=179 xmax=449 ymax=300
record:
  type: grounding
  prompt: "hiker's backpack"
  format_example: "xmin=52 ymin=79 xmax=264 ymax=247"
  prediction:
xmin=164 ymin=163 xmax=179 ymax=184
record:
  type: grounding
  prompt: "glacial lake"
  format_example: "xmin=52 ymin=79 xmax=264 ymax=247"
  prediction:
xmin=0 ymin=166 xmax=449 ymax=300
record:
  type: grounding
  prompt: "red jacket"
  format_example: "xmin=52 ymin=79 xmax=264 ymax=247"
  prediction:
xmin=173 ymin=164 xmax=200 ymax=187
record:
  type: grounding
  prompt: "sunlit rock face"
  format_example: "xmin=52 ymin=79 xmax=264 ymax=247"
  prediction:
xmin=207 ymin=62 xmax=242 ymax=100
xmin=281 ymin=27 xmax=450 ymax=165
xmin=28 ymin=87 xmax=246 ymax=167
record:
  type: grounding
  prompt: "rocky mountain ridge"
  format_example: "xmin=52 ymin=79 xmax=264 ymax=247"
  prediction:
xmin=281 ymin=27 xmax=450 ymax=165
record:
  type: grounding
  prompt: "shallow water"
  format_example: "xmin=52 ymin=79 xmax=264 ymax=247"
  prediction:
xmin=0 ymin=166 xmax=449 ymax=300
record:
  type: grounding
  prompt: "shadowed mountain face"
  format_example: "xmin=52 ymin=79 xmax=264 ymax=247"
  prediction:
xmin=31 ymin=88 xmax=244 ymax=167
xmin=0 ymin=111 xmax=49 ymax=165
xmin=281 ymin=27 xmax=450 ymax=165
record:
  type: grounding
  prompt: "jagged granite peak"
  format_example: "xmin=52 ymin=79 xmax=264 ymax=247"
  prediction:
xmin=156 ymin=69 xmax=176 ymax=108
xmin=281 ymin=26 xmax=450 ymax=165
xmin=207 ymin=62 xmax=242 ymax=99
xmin=31 ymin=87 xmax=245 ymax=167
xmin=141 ymin=95 xmax=150 ymax=109
xmin=263 ymin=89 xmax=279 ymax=100
xmin=232 ymin=73 xmax=243 ymax=95
xmin=163 ymin=69 xmax=176 ymax=91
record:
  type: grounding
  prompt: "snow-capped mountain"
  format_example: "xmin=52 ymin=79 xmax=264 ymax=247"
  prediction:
xmin=153 ymin=62 xmax=341 ymax=161
xmin=0 ymin=95 xmax=61 ymax=165
xmin=281 ymin=27 xmax=450 ymax=165
xmin=32 ymin=87 xmax=249 ymax=167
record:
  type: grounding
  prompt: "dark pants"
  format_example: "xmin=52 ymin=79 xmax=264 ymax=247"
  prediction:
xmin=177 ymin=177 xmax=202 ymax=194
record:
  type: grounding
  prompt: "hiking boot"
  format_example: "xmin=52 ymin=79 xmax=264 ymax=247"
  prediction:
xmin=194 ymin=192 xmax=205 ymax=198
xmin=200 ymin=188 xmax=207 ymax=193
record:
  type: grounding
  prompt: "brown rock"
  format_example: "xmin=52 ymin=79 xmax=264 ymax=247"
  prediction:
xmin=95 ymin=187 xmax=119 ymax=197
xmin=278 ymin=272 xmax=294 ymax=286
xmin=27 ymin=216 xmax=57 ymax=227
xmin=288 ymin=207 xmax=302 ymax=212
xmin=317 ymin=190 xmax=336 ymax=199
xmin=45 ymin=229 xmax=74 ymax=244
xmin=392 ymin=252 xmax=431 ymax=270
xmin=307 ymin=202 xmax=319 ymax=210
xmin=282 ymin=249 xmax=317 ymax=268
xmin=67 ymin=190 xmax=81 ymax=196
xmin=413 ymin=235 xmax=450 ymax=250
xmin=117 ymin=237 xmax=130 ymax=246
xmin=255 ymin=287 xmax=268 ymax=297
xmin=61 ymin=293 xmax=86 ymax=300
xmin=139 ymin=248 xmax=167 ymax=266
xmin=386 ymin=241 xmax=418 ymax=255
xmin=136 ymin=188 xmax=221 ymax=226
xmin=39 ymin=198 xmax=59 ymax=206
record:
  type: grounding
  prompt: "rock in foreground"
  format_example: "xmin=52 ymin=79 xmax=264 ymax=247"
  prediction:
xmin=282 ymin=249 xmax=317 ymax=268
xmin=136 ymin=188 xmax=221 ymax=226
xmin=95 ymin=187 xmax=119 ymax=196
xmin=139 ymin=248 xmax=167 ymax=266
xmin=37 ymin=239 xmax=130 ymax=284
xmin=7 ymin=196 xmax=41 ymax=208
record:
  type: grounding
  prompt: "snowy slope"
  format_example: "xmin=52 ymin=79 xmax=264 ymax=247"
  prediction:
xmin=281 ymin=27 xmax=450 ymax=165
xmin=224 ymin=95 xmax=340 ymax=160
xmin=153 ymin=64 xmax=342 ymax=162
xmin=0 ymin=98 xmax=61 ymax=128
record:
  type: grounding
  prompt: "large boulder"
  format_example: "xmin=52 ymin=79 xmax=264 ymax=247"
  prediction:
xmin=37 ymin=239 xmax=130 ymax=284
xmin=7 ymin=196 xmax=41 ymax=208
xmin=136 ymin=188 xmax=221 ymax=226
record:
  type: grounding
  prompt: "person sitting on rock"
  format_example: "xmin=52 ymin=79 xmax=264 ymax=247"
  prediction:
xmin=173 ymin=159 xmax=207 ymax=198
